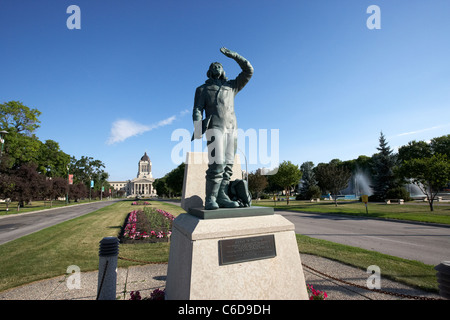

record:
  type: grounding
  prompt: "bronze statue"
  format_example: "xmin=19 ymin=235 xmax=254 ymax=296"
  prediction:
xmin=192 ymin=47 xmax=253 ymax=210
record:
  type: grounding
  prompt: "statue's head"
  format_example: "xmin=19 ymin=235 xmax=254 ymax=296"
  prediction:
xmin=207 ymin=62 xmax=227 ymax=80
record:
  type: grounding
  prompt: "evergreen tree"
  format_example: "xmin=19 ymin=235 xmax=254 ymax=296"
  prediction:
xmin=298 ymin=161 xmax=318 ymax=200
xmin=370 ymin=132 xmax=398 ymax=201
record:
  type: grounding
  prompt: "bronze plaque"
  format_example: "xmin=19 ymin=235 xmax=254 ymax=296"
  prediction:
xmin=218 ymin=235 xmax=276 ymax=265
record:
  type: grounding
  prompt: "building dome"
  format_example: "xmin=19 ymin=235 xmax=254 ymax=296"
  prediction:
xmin=140 ymin=152 xmax=150 ymax=162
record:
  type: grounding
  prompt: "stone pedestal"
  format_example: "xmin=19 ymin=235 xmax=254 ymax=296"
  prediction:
xmin=165 ymin=208 xmax=308 ymax=300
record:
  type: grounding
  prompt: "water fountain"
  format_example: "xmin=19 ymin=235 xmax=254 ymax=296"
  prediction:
xmin=405 ymin=181 xmax=426 ymax=199
xmin=352 ymin=170 xmax=373 ymax=197
xmin=339 ymin=169 xmax=373 ymax=200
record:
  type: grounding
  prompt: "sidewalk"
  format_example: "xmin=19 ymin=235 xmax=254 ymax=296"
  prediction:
xmin=0 ymin=254 xmax=443 ymax=300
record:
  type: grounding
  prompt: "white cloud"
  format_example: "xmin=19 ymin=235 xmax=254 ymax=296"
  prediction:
xmin=396 ymin=125 xmax=442 ymax=137
xmin=106 ymin=119 xmax=151 ymax=145
xmin=106 ymin=109 xmax=190 ymax=145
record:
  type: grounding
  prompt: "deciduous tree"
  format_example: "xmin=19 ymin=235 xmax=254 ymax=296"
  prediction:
xmin=0 ymin=101 xmax=41 ymax=135
xmin=400 ymin=153 xmax=450 ymax=211
xmin=269 ymin=160 xmax=302 ymax=205
xmin=165 ymin=163 xmax=185 ymax=197
xmin=248 ymin=170 xmax=268 ymax=199
xmin=314 ymin=159 xmax=351 ymax=206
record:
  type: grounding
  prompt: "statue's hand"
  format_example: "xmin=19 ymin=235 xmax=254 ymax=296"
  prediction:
xmin=220 ymin=47 xmax=237 ymax=59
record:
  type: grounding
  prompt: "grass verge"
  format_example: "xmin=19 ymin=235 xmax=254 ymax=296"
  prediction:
xmin=296 ymin=234 xmax=438 ymax=292
xmin=255 ymin=199 xmax=450 ymax=225
xmin=0 ymin=199 xmax=439 ymax=294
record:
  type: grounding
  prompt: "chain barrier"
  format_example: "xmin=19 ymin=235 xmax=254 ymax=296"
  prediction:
xmin=117 ymin=255 xmax=442 ymax=300
xmin=302 ymin=263 xmax=443 ymax=301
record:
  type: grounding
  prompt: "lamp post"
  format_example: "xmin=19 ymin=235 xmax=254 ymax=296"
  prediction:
xmin=66 ymin=165 xmax=69 ymax=205
xmin=0 ymin=130 xmax=8 ymax=161
xmin=0 ymin=131 xmax=8 ymax=210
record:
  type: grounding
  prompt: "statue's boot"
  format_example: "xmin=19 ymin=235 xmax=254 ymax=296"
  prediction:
xmin=204 ymin=179 xmax=220 ymax=210
xmin=217 ymin=179 xmax=239 ymax=208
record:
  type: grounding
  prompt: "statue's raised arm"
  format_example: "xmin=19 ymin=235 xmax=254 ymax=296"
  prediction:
xmin=220 ymin=47 xmax=253 ymax=92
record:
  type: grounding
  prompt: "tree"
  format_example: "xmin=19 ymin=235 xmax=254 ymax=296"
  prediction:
xmin=248 ymin=169 xmax=268 ymax=199
xmin=37 ymin=140 xmax=71 ymax=178
xmin=265 ymin=173 xmax=282 ymax=200
xmin=298 ymin=161 xmax=317 ymax=200
xmin=400 ymin=154 xmax=450 ymax=211
xmin=430 ymin=134 xmax=450 ymax=158
xmin=0 ymin=172 xmax=15 ymax=211
xmin=43 ymin=177 xmax=68 ymax=207
xmin=2 ymin=129 xmax=42 ymax=169
xmin=153 ymin=177 xmax=170 ymax=198
xmin=399 ymin=134 xmax=450 ymax=162
xmin=1 ymin=103 xmax=70 ymax=176
xmin=371 ymin=132 xmax=398 ymax=201
xmin=269 ymin=160 xmax=302 ymax=205
xmin=0 ymin=101 xmax=41 ymax=135
xmin=9 ymin=163 xmax=45 ymax=209
xmin=70 ymin=182 xmax=88 ymax=202
xmin=314 ymin=159 xmax=351 ymax=206
xmin=165 ymin=163 xmax=185 ymax=197
xmin=398 ymin=140 xmax=432 ymax=163
xmin=69 ymin=156 xmax=109 ymax=192
xmin=397 ymin=134 xmax=450 ymax=203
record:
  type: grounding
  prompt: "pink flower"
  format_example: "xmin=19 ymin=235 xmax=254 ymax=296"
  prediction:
xmin=129 ymin=291 xmax=141 ymax=300
xmin=307 ymin=284 xmax=327 ymax=300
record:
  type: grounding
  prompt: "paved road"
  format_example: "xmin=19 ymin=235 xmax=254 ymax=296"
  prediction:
xmin=0 ymin=200 xmax=120 ymax=245
xmin=278 ymin=210 xmax=450 ymax=266
xmin=161 ymin=200 xmax=450 ymax=265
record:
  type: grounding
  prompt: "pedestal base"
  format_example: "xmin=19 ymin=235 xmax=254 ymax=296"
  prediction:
xmin=165 ymin=212 xmax=308 ymax=300
xmin=188 ymin=206 xmax=274 ymax=219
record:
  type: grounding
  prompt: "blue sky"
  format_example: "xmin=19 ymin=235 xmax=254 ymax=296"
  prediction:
xmin=1 ymin=0 xmax=449 ymax=181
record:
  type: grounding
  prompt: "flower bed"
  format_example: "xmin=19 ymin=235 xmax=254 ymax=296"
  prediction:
xmin=119 ymin=207 xmax=174 ymax=244
xmin=131 ymin=201 xmax=151 ymax=205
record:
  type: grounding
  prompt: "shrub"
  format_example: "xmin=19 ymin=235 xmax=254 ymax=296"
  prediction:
xmin=296 ymin=185 xmax=321 ymax=200
xmin=386 ymin=186 xmax=411 ymax=201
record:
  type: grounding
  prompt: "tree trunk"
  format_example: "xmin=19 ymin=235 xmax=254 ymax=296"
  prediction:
xmin=286 ymin=188 xmax=290 ymax=205
xmin=428 ymin=199 xmax=434 ymax=212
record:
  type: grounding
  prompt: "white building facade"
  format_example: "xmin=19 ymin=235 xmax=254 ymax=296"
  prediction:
xmin=109 ymin=152 xmax=156 ymax=198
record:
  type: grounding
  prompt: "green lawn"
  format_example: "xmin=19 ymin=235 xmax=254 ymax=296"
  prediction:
xmin=254 ymin=199 xmax=450 ymax=225
xmin=0 ymin=199 xmax=99 ymax=215
xmin=0 ymin=200 xmax=183 ymax=292
xmin=0 ymin=199 xmax=441 ymax=294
